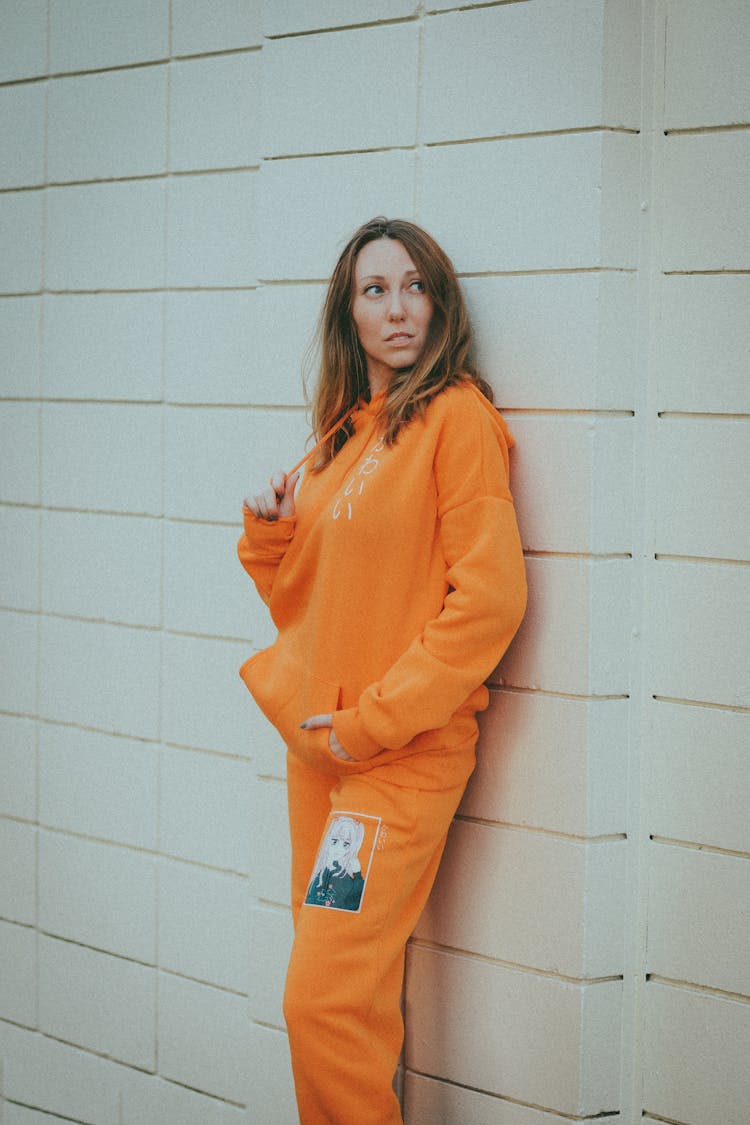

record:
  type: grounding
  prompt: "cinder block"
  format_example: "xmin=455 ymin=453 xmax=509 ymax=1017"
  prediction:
xmin=665 ymin=0 xmax=750 ymax=128
xmin=657 ymin=275 xmax=750 ymax=414
xmin=0 ymin=919 xmax=36 ymax=1026
xmin=166 ymin=171 xmax=258 ymax=287
xmin=510 ymin=415 xmax=633 ymax=554
xmin=170 ymin=54 xmax=260 ymax=171
xmin=264 ymin=0 xmax=418 ymax=36
xmin=49 ymin=0 xmax=169 ymax=72
xmin=172 ymin=0 xmax=262 ymax=54
xmin=239 ymin=703 xmax=287 ymax=779
xmin=0 ymin=610 xmax=39 ymax=716
xmin=406 ymin=945 xmax=621 ymax=1115
xmin=0 ymin=85 xmax=45 ymax=188
xmin=0 ymin=715 xmax=37 ymax=820
xmin=421 ymin=133 xmax=639 ymax=272
xmin=41 ymin=510 xmax=161 ymax=626
xmin=422 ymin=0 xmax=639 ymax=143
xmin=42 ymin=292 xmax=163 ymax=401
xmin=163 ymin=520 xmax=274 ymax=646
xmin=0 ymin=402 xmax=39 ymax=504
xmin=252 ymin=283 xmax=325 ymax=405
xmin=647 ymin=843 xmax=750 ymax=996
xmin=164 ymin=290 xmax=263 ymax=405
xmin=0 ymin=1020 xmax=120 ymax=1125
xmin=159 ymin=859 xmax=249 ymax=992
xmin=498 ymin=556 xmax=632 ymax=696
xmin=0 ymin=819 xmax=35 ymax=922
xmin=0 ymin=190 xmax=43 ymax=293
xmin=246 ymin=1022 xmax=297 ymax=1125
xmin=404 ymin=1071 xmax=604 ymax=1125
xmin=38 ymin=831 xmax=157 ymax=962
xmin=41 ymin=402 xmax=162 ymax=514
xmin=5 ymin=1105 xmax=77 ymax=1125
xmin=0 ymin=0 xmax=47 ymax=81
xmin=653 ymin=418 xmax=749 ymax=560
xmin=164 ymin=404 xmax=309 ymax=523
xmin=464 ymin=272 xmax=637 ymax=412
xmin=47 ymin=68 xmax=167 ymax=182
xmin=416 ymin=821 xmax=625 ymax=977
xmin=0 ymin=506 xmax=39 ymax=611
xmin=247 ymin=777 xmax=290 ymax=904
xmin=263 ymin=25 xmax=417 ymax=157
xmin=39 ymin=935 xmax=156 ymax=1070
xmin=646 ymin=699 xmax=748 ymax=854
xmin=158 ymin=972 xmax=249 ymax=1103
xmin=160 ymin=633 xmax=253 ymax=757
xmin=0 ymin=295 xmax=41 ymax=396
xmin=121 ymin=1068 xmax=247 ymax=1125
xmin=464 ymin=692 xmax=628 ymax=837
xmin=159 ymin=745 xmax=252 ymax=872
xmin=39 ymin=616 xmax=161 ymax=739
xmin=662 ymin=133 xmax=750 ymax=271
xmin=428 ymin=0 xmax=513 ymax=8
xmin=643 ymin=980 xmax=750 ymax=1125
xmin=249 ymin=903 xmax=293 ymax=1026
xmin=257 ymin=150 xmax=416 ymax=280
xmin=39 ymin=722 xmax=157 ymax=849
xmin=648 ymin=559 xmax=749 ymax=707
xmin=46 ymin=181 xmax=166 ymax=291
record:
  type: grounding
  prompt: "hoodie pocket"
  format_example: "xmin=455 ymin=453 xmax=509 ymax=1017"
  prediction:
xmin=239 ymin=644 xmax=341 ymax=760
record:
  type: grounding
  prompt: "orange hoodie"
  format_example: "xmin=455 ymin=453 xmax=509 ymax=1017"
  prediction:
xmin=237 ymin=382 xmax=527 ymax=789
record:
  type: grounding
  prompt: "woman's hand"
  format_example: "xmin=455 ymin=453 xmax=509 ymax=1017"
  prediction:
xmin=244 ymin=470 xmax=300 ymax=521
xmin=300 ymin=714 xmax=356 ymax=762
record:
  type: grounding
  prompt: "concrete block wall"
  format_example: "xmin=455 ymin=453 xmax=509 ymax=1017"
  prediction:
xmin=0 ymin=2 xmax=747 ymax=1124
xmin=636 ymin=3 xmax=750 ymax=1124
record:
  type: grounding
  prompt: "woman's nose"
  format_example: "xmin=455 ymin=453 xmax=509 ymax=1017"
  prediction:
xmin=387 ymin=290 xmax=405 ymax=319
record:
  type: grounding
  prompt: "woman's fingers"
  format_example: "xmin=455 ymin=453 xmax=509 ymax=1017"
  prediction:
xmin=300 ymin=714 xmax=356 ymax=762
xmin=278 ymin=471 xmax=300 ymax=518
xmin=299 ymin=713 xmax=332 ymax=730
xmin=244 ymin=470 xmax=297 ymax=521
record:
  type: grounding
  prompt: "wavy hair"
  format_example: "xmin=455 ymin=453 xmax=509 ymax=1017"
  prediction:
xmin=305 ymin=217 xmax=493 ymax=470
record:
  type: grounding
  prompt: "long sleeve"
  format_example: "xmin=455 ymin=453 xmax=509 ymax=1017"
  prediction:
xmin=237 ymin=507 xmax=296 ymax=606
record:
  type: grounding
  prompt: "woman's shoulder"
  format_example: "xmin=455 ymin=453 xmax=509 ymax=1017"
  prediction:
xmin=422 ymin=380 xmax=515 ymax=487
xmin=426 ymin=380 xmax=509 ymax=437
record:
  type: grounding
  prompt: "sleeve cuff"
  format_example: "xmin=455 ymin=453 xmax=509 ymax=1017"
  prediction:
xmin=242 ymin=506 xmax=296 ymax=542
xmin=332 ymin=708 xmax=382 ymax=761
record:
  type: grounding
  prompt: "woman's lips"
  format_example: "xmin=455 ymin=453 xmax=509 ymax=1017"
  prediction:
xmin=386 ymin=333 xmax=413 ymax=343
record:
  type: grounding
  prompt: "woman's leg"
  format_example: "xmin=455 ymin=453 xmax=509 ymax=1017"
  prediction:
xmin=286 ymin=752 xmax=338 ymax=926
xmin=283 ymin=767 xmax=468 ymax=1125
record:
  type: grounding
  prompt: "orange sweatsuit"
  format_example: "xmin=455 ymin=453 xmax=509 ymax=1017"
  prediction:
xmin=238 ymin=382 xmax=526 ymax=1124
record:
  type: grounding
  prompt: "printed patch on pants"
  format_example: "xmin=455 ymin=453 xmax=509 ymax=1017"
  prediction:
xmin=303 ymin=811 xmax=381 ymax=913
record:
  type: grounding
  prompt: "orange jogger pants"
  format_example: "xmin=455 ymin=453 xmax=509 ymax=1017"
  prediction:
xmin=283 ymin=751 xmax=472 ymax=1125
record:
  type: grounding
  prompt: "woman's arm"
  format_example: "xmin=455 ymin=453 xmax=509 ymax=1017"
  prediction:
xmin=237 ymin=470 xmax=299 ymax=605
xmin=331 ymin=392 xmax=527 ymax=759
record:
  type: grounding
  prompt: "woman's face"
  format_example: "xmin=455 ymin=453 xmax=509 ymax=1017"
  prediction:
xmin=325 ymin=833 xmax=351 ymax=869
xmin=351 ymin=238 xmax=434 ymax=396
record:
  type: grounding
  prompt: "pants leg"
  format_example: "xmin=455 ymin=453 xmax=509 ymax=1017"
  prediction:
xmin=283 ymin=756 xmax=469 ymax=1125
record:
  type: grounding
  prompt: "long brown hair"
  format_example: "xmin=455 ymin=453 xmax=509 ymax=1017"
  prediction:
xmin=306 ymin=217 xmax=493 ymax=470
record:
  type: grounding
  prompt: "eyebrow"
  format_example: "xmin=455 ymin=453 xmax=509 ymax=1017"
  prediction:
xmin=357 ymin=269 xmax=420 ymax=282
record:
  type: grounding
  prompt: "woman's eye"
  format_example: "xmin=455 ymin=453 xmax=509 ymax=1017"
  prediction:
xmin=409 ymin=279 xmax=425 ymax=292
xmin=364 ymin=284 xmax=383 ymax=296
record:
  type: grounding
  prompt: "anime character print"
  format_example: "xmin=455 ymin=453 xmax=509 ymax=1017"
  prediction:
xmin=304 ymin=812 xmax=381 ymax=913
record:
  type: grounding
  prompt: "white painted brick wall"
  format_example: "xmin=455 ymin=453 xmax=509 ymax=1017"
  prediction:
xmin=1 ymin=2 xmax=747 ymax=1123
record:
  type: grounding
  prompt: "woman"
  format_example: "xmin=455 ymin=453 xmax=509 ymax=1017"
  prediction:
xmin=238 ymin=217 xmax=526 ymax=1124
